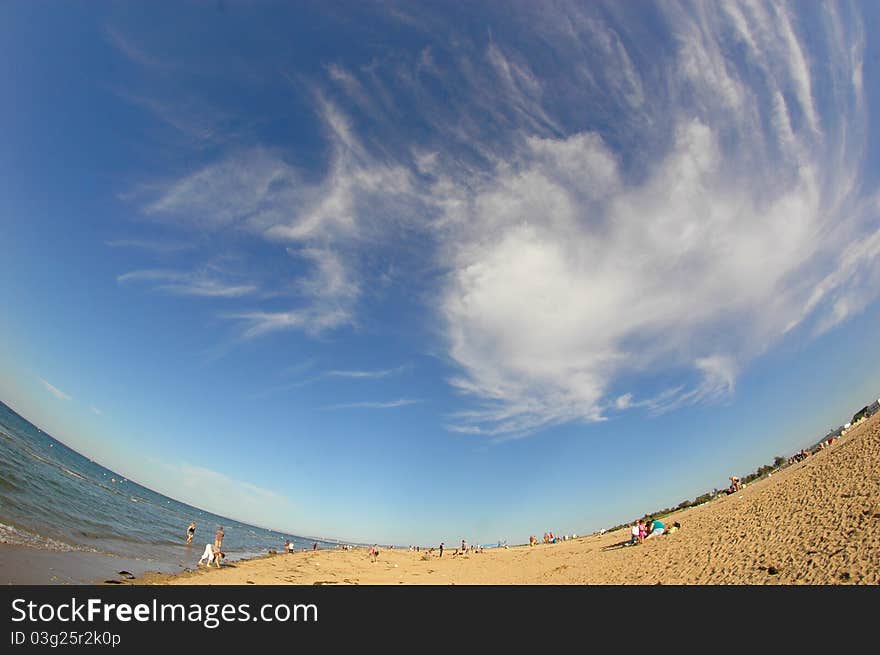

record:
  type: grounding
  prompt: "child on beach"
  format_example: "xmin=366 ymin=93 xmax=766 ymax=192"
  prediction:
xmin=629 ymin=521 xmax=640 ymax=545
xmin=638 ymin=520 xmax=647 ymax=543
xmin=186 ymin=521 xmax=196 ymax=545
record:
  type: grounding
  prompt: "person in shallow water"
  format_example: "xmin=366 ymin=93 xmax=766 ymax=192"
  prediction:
xmin=186 ymin=521 xmax=196 ymax=545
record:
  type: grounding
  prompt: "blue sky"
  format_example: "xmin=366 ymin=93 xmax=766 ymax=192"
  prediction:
xmin=1 ymin=1 xmax=879 ymax=546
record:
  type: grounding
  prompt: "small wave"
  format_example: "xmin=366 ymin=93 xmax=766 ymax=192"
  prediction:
xmin=0 ymin=521 xmax=100 ymax=554
xmin=61 ymin=467 xmax=88 ymax=482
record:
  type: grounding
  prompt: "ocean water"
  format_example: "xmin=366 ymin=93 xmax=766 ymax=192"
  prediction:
xmin=0 ymin=401 xmax=343 ymax=581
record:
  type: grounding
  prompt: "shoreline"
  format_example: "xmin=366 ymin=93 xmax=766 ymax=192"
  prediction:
xmin=3 ymin=411 xmax=875 ymax=585
xmin=0 ymin=542 xmax=274 ymax=585
xmin=129 ymin=411 xmax=880 ymax=585
xmin=0 ymin=543 xmax=186 ymax=585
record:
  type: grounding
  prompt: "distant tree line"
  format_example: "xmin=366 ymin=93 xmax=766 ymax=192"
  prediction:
xmin=598 ymin=396 xmax=878 ymax=536
xmin=604 ymin=454 xmax=789 ymax=533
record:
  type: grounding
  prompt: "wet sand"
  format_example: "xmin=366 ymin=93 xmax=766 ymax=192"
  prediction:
xmin=0 ymin=544 xmax=186 ymax=585
xmin=130 ymin=409 xmax=880 ymax=585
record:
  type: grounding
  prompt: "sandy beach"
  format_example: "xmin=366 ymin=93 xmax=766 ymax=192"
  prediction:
xmin=126 ymin=410 xmax=880 ymax=586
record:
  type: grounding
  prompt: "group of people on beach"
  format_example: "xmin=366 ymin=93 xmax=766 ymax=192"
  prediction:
xmin=789 ymin=449 xmax=811 ymax=463
xmin=627 ymin=518 xmax=679 ymax=545
xmin=528 ymin=532 xmax=577 ymax=546
xmin=281 ymin=539 xmax=321 ymax=553
xmin=187 ymin=523 xmax=224 ymax=568
xmin=724 ymin=475 xmax=743 ymax=495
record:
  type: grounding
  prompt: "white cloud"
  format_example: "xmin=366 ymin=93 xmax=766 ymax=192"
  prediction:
xmin=126 ymin=2 xmax=876 ymax=439
xmin=39 ymin=378 xmax=71 ymax=401
xmin=143 ymin=98 xmax=421 ymax=340
xmin=176 ymin=464 xmax=294 ymax=518
xmin=326 ymin=366 xmax=407 ymax=379
xmin=226 ymin=308 xmax=351 ymax=340
xmin=428 ymin=4 xmax=872 ymax=435
xmin=615 ymin=394 xmax=633 ymax=410
xmin=104 ymin=25 xmax=171 ymax=70
xmin=145 ymin=148 xmax=304 ymax=231
xmin=433 ymin=113 xmax=858 ymax=433
xmin=787 ymin=227 xmax=880 ymax=336
xmin=323 ymin=399 xmax=421 ymax=410
xmin=90 ymin=406 xmax=103 ymax=416
xmin=117 ymin=269 xmax=257 ymax=298
xmin=105 ymin=239 xmax=193 ymax=254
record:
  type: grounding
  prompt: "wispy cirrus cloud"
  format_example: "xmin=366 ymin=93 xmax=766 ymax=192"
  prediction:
xmin=326 ymin=366 xmax=407 ymax=379
xmin=322 ymin=399 xmax=421 ymax=410
xmin=250 ymin=362 xmax=407 ymax=399
xmin=38 ymin=377 xmax=71 ymax=401
xmin=104 ymin=25 xmax=173 ymax=71
xmin=143 ymin=100 xmax=417 ymax=339
xmin=105 ymin=239 xmax=194 ymax=254
xmin=144 ymin=463 xmax=299 ymax=529
xmin=422 ymin=2 xmax=874 ymax=436
xmin=117 ymin=269 xmax=258 ymax=298
xmin=120 ymin=1 xmax=878 ymax=439
xmin=226 ymin=306 xmax=351 ymax=339
xmin=114 ymin=92 xmax=227 ymax=144
xmin=178 ymin=464 xmax=290 ymax=505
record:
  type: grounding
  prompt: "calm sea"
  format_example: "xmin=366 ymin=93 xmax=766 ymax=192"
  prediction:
xmin=0 ymin=400 xmax=344 ymax=581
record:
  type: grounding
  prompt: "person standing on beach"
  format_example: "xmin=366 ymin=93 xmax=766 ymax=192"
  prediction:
xmin=186 ymin=521 xmax=196 ymax=545
xmin=214 ymin=526 xmax=224 ymax=558
xmin=439 ymin=542 xmax=444 ymax=558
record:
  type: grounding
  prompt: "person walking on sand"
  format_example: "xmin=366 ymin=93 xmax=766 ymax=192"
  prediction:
xmin=439 ymin=542 xmax=444 ymax=558
xmin=186 ymin=521 xmax=196 ymax=545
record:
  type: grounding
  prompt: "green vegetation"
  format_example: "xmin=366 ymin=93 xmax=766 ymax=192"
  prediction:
xmin=598 ymin=396 xmax=878 ymax=536
xmin=604 ymin=455 xmax=788 ymax=533
xmin=852 ymin=406 xmax=870 ymax=424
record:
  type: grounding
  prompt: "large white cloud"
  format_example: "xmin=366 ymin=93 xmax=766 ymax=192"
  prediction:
xmin=426 ymin=2 xmax=877 ymax=437
xmin=128 ymin=1 xmax=878 ymax=438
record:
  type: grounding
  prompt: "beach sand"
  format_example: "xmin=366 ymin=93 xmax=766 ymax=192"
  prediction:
xmin=131 ymin=411 xmax=880 ymax=585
